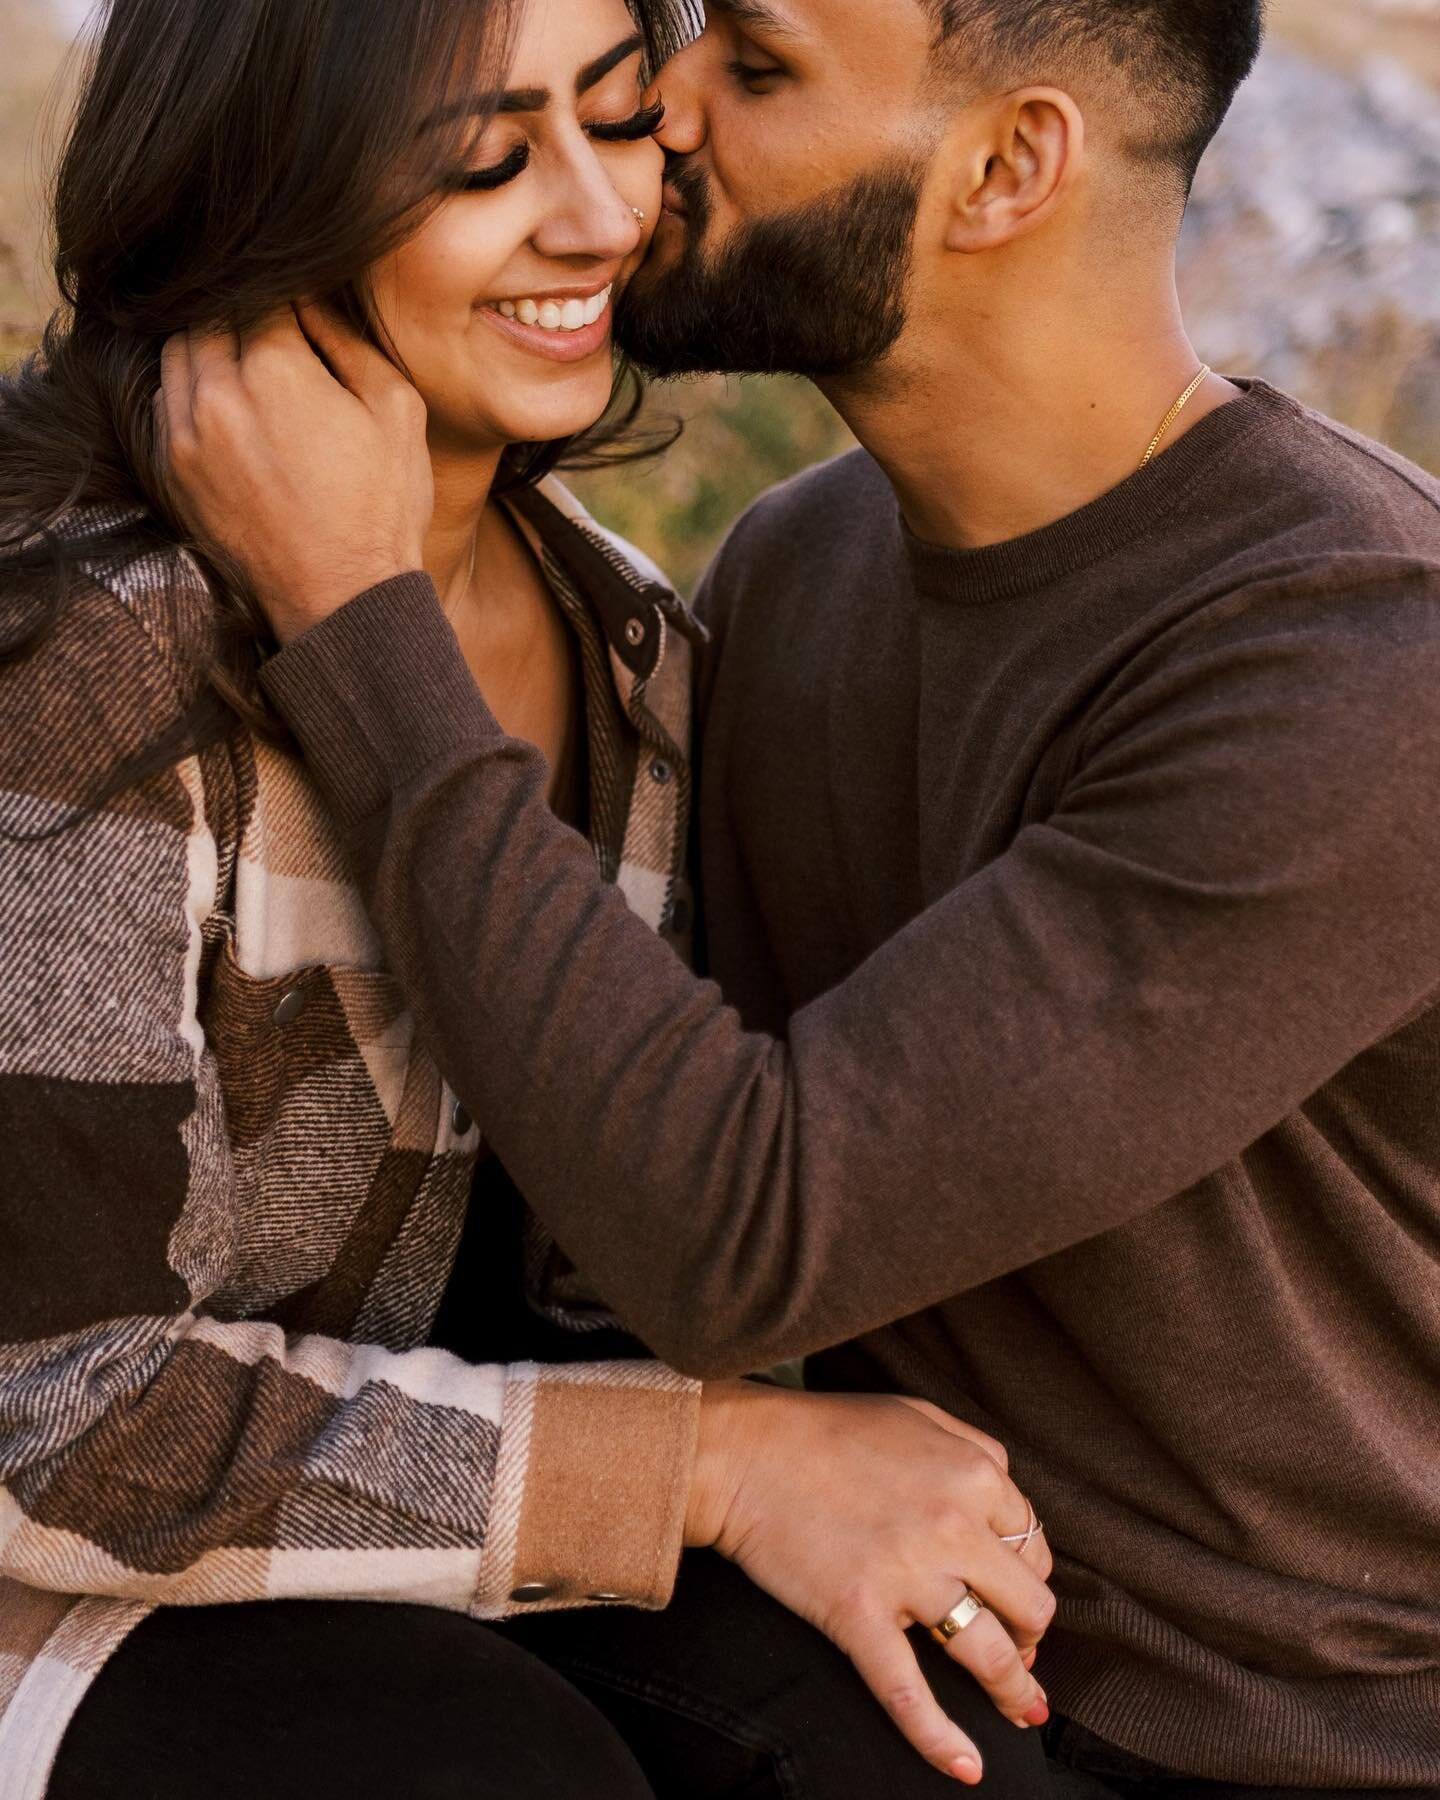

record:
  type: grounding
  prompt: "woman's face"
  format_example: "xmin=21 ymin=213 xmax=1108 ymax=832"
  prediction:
xmin=371 ymin=0 xmax=663 ymax=454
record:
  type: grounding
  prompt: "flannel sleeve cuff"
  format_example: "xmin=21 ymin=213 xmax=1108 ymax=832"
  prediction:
xmin=473 ymin=1362 xmax=702 ymax=1620
xmin=258 ymin=573 xmax=507 ymax=829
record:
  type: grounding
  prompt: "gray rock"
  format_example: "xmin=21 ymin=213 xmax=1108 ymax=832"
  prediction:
xmin=1180 ymin=43 xmax=1439 ymax=462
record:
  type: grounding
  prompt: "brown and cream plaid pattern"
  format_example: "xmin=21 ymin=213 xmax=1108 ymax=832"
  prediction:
xmin=0 ymin=480 xmax=702 ymax=1799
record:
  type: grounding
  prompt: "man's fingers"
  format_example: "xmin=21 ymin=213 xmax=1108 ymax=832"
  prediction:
xmin=842 ymin=1616 xmax=984 ymax=1783
xmin=295 ymin=302 xmax=415 ymax=415
xmin=185 ymin=322 xmax=241 ymax=387
xmin=238 ymin=307 xmax=308 ymax=355
xmin=237 ymin=307 xmax=321 ymax=378
xmin=157 ymin=331 xmax=194 ymax=453
xmin=933 ymin=1604 xmax=1046 ymax=1728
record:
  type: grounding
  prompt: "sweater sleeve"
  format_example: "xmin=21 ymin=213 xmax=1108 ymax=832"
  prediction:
xmin=258 ymin=565 xmax=1440 ymax=1380
xmin=0 ymin=571 xmax=695 ymax=1617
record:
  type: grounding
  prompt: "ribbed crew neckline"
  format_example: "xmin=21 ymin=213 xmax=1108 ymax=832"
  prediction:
xmin=902 ymin=378 xmax=1292 ymax=608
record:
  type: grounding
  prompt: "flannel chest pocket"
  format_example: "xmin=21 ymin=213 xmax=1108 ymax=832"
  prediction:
xmin=200 ymin=942 xmax=423 ymax=1317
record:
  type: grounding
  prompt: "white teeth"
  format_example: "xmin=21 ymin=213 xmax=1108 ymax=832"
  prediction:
xmin=493 ymin=284 xmax=612 ymax=332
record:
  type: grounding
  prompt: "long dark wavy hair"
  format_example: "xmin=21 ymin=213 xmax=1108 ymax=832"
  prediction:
xmin=0 ymin=0 xmax=696 ymax=762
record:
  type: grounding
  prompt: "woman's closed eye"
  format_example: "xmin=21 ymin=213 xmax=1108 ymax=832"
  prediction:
xmin=456 ymin=142 xmax=530 ymax=193
xmin=587 ymin=97 xmax=665 ymax=143
xmin=455 ymin=99 xmax=665 ymax=193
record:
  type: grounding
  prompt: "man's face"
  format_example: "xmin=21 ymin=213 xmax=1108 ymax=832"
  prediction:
xmin=615 ymin=0 xmax=943 ymax=378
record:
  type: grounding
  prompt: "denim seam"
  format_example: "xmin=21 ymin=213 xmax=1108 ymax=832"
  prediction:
xmin=543 ymin=1651 xmax=804 ymax=1800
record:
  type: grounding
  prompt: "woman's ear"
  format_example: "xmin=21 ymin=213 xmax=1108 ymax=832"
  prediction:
xmin=941 ymin=88 xmax=1085 ymax=254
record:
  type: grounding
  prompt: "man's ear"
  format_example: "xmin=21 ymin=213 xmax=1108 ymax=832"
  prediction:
xmin=940 ymin=88 xmax=1084 ymax=253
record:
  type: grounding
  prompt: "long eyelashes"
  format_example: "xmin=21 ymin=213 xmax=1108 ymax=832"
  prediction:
xmin=454 ymin=99 xmax=665 ymax=194
xmin=456 ymin=143 xmax=530 ymax=192
xmin=587 ymin=98 xmax=666 ymax=143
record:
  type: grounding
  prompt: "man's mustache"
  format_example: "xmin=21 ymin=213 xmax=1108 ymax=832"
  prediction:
xmin=661 ymin=152 xmax=713 ymax=233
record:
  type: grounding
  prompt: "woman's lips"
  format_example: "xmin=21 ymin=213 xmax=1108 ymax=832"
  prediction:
xmin=478 ymin=286 xmax=613 ymax=364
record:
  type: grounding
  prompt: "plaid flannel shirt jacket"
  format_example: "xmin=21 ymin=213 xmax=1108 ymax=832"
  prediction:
xmin=0 ymin=478 xmax=703 ymax=1800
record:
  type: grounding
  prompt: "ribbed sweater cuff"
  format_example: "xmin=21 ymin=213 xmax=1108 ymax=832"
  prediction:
xmin=259 ymin=574 xmax=505 ymax=828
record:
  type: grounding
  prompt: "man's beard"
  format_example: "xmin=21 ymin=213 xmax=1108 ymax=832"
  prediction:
xmin=614 ymin=153 xmax=926 ymax=380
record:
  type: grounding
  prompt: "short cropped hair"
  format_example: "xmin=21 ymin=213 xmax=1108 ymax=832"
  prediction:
xmin=922 ymin=0 xmax=1264 ymax=191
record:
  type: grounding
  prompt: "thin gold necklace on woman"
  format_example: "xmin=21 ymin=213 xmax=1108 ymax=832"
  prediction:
xmin=1139 ymin=364 xmax=1211 ymax=470
xmin=441 ymin=518 xmax=482 ymax=624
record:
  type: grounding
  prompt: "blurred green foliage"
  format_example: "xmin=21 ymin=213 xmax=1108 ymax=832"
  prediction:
xmin=572 ymin=375 xmax=852 ymax=595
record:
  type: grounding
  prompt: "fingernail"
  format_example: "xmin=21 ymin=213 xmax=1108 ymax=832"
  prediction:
xmin=1024 ymin=1699 xmax=1050 ymax=1726
xmin=949 ymin=1756 xmax=982 ymax=1783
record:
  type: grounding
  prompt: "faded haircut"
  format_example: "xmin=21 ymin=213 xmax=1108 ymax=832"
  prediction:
xmin=920 ymin=0 xmax=1265 ymax=194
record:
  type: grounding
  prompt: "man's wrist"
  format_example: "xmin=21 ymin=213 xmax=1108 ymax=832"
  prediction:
xmin=263 ymin=560 xmax=427 ymax=645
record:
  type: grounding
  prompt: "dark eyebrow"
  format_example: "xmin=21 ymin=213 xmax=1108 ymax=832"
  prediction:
xmin=496 ymin=87 xmax=548 ymax=114
xmin=441 ymin=32 xmax=646 ymax=122
xmin=704 ymin=0 xmax=803 ymax=39
xmin=576 ymin=33 xmax=645 ymax=96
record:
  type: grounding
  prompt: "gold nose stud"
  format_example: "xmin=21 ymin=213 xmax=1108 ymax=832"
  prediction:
xmin=632 ymin=206 xmax=646 ymax=223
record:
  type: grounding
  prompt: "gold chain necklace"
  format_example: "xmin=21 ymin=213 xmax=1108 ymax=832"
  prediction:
xmin=1139 ymin=364 xmax=1211 ymax=470
xmin=441 ymin=518 xmax=482 ymax=624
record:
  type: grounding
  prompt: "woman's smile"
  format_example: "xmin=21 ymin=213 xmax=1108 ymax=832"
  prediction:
xmin=480 ymin=278 xmax=616 ymax=362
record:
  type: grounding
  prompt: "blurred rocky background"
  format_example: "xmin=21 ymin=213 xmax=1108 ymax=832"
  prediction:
xmin=2 ymin=0 xmax=1437 ymax=588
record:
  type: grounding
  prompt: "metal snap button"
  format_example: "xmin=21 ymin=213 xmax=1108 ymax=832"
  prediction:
xmin=649 ymin=759 xmax=673 ymax=786
xmin=509 ymin=1583 xmax=555 ymax=1603
xmin=624 ymin=616 xmax=646 ymax=648
xmin=587 ymin=1592 xmax=628 ymax=1603
xmin=272 ymin=987 xmax=307 ymax=1027
xmin=451 ymin=1099 xmax=473 ymax=1137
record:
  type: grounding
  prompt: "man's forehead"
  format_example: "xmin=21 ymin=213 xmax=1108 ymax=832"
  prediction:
xmin=705 ymin=0 xmax=931 ymax=50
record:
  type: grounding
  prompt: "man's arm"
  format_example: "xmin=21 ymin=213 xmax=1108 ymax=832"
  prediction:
xmin=158 ymin=313 xmax=1440 ymax=1380
xmin=259 ymin=561 xmax=1440 ymax=1379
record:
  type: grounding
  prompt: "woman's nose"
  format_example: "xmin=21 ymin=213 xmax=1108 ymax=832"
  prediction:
xmin=530 ymin=144 xmax=651 ymax=263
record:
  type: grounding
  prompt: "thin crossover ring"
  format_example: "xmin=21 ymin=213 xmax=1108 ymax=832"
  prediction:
xmin=930 ymin=1592 xmax=985 ymax=1645
xmin=999 ymin=1505 xmax=1044 ymax=1553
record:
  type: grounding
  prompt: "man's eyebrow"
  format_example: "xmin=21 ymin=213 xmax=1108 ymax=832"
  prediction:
xmin=704 ymin=0 xmax=804 ymax=39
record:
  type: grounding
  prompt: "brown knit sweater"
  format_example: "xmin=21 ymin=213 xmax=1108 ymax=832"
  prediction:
xmin=262 ymin=381 xmax=1440 ymax=1787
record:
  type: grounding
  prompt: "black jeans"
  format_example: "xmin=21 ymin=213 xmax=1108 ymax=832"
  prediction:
xmin=47 ymin=1565 xmax=1045 ymax=1799
xmin=48 ymin=1597 xmax=653 ymax=1800
xmin=504 ymin=1547 xmax=1049 ymax=1798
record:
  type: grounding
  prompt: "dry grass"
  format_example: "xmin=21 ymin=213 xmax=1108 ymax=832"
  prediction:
xmin=0 ymin=1 xmax=77 ymax=335
xmin=1268 ymin=0 xmax=1440 ymax=84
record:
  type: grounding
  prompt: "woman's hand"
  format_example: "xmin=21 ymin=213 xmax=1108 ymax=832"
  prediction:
xmin=156 ymin=308 xmax=434 ymax=643
xmin=686 ymin=1381 xmax=1054 ymax=1786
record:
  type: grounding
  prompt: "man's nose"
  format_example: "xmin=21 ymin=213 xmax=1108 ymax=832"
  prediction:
xmin=650 ymin=38 xmax=707 ymax=157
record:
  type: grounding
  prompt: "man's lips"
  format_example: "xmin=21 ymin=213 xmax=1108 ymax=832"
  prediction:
xmin=660 ymin=181 xmax=690 ymax=219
